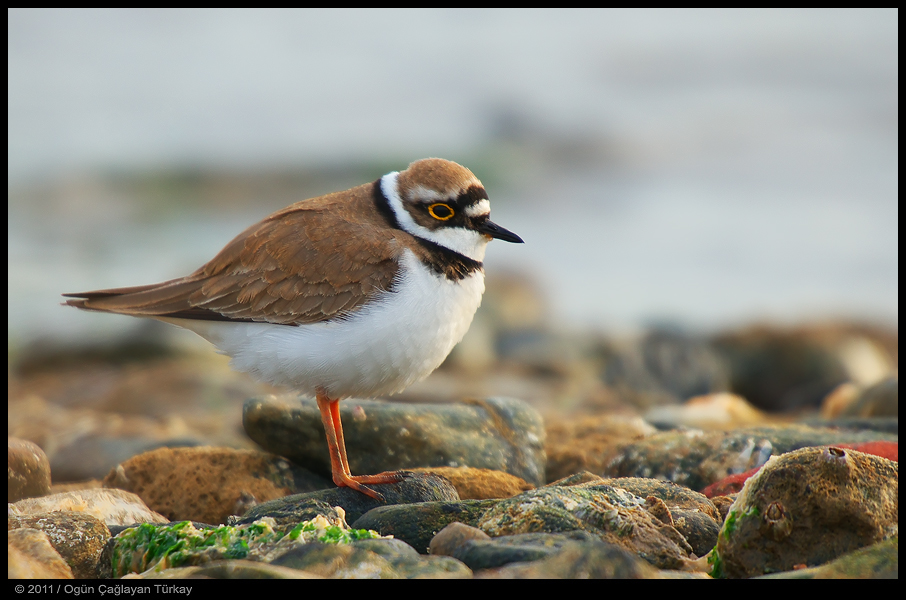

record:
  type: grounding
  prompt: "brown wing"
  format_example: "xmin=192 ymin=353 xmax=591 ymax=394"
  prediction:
xmin=64 ymin=183 xmax=403 ymax=325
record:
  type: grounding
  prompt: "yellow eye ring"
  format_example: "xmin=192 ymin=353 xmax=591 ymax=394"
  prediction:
xmin=428 ymin=203 xmax=455 ymax=221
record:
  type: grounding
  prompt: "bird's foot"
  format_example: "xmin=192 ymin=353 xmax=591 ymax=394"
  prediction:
xmin=332 ymin=470 xmax=411 ymax=502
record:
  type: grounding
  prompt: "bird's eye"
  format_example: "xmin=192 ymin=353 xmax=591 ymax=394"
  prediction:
xmin=428 ymin=203 xmax=455 ymax=221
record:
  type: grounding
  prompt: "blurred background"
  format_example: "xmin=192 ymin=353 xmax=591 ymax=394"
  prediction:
xmin=7 ymin=9 xmax=898 ymax=482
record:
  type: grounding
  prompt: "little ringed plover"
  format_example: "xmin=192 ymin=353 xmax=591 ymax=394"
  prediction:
xmin=64 ymin=158 xmax=524 ymax=500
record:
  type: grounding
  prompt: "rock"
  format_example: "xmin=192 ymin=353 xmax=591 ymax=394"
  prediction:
xmin=139 ymin=559 xmax=321 ymax=578
xmin=605 ymin=424 xmax=898 ymax=492
xmin=712 ymin=325 xmax=851 ymax=411
xmin=9 ymin=488 xmax=168 ymax=527
xmin=710 ymin=495 xmax=736 ymax=522
xmin=107 ymin=514 xmax=386 ymax=577
xmin=352 ymin=500 xmax=499 ymax=554
xmin=477 ymin=484 xmax=694 ymax=569
xmin=8 ymin=512 xmax=110 ymax=579
xmin=756 ymin=538 xmax=898 ymax=579
xmin=102 ymin=446 xmax=330 ymax=525
xmin=702 ymin=439 xmax=898 ymax=498
xmin=233 ymin=500 xmax=346 ymax=535
xmin=408 ymin=466 xmax=533 ymax=499
xmin=450 ymin=530 xmax=599 ymax=570
xmin=645 ymin=393 xmax=767 ymax=430
xmin=240 ymin=472 xmax=459 ymax=526
xmin=841 ymin=377 xmax=898 ymax=418
xmin=50 ymin=479 xmax=104 ymax=494
xmin=51 ymin=436 xmax=204 ymax=483
xmin=712 ymin=447 xmax=898 ymax=578
xmin=271 ymin=538 xmax=471 ymax=578
xmin=7 ymin=395 xmax=205 ymax=483
xmin=545 ymin=414 xmax=657 ymax=483
xmin=600 ymin=329 xmax=731 ymax=404
xmin=351 ymin=538 xmax=471 ymax=578
xmin=8 ymin=528 xmax=74 ymax=579
xmin=596 ymin=477 xmax=720 ymax=557
xmin=8 ymin=437 xmax=51 ymax=502
xmin=475 ymin=539 xmax=658 ymax=579
xmin=243 ymin=395 xmax=546 ymax=486
xmin=429 ymin=522 xmax=491 ymax=557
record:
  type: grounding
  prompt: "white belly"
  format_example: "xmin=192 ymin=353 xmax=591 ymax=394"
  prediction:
xmin=164 ymin=250 xmax=485 ymax=398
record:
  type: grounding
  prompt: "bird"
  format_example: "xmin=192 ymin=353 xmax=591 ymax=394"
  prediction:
xmin=64 ymin=158 xmax=524 ymax=500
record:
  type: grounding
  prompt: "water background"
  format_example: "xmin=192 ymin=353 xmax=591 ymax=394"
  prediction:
xmin=8 ymin=9 xmax=898 ymax=347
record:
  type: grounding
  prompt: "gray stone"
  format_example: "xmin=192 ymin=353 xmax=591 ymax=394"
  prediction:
xmin=352 ymin=499 xmax=499 ymax=554
xmin=240 ymin=472 xmax=459 ymax=526
xmin=243 ymin=395 xmax=546 ymax=485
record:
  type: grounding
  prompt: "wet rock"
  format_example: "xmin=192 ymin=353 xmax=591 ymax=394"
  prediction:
xmin=8 ymin=512 xmax=110 ymax=579
xmin=475 ymin=539 xmax=658 ymax=579
xmin=8 ymin=437 xmax=51 ymax=502
xmin=352 ymin=500 xmax=499 ymax=554
xmin=8 ymin=528 xmax=74 ymax=579
xmin=645 ymin=393 xmax=767 ymax=430
xmin=756 ymin=538 xmax=898 ymax=579
xmin=713 ymin=447 xmax=898 ymax=578
xmin=243 ymin=395 xmax=546 ymax=486
xmin=240 ymin=472 xmax=459 ymax=526
xmin=353 ymin=539 xmax=471 ymax=579
xmin=408 ymin=466 xmax=533 ymax=499
xmin=429 ymin=522 xmax=492 ymax=557
xmin=545 ymin=414 xmax=656 ymax=483
xmin=9 ymin=488 xmax=168 ymax=527
xmin=596 ymin=477 xmax=720 ymax=521
xmin=451 ymin=530 xmax=599 ymax=570
xmin=606 ymin=424 xmax=898 ymax=492
xmin=477 ymin=484 xmax=694 ymax=569
xmin=102 ymin=446 xmax=329 ymax=525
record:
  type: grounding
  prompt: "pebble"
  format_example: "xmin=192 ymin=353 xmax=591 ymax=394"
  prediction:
xmin=352 ymin=500 xmax=499 ymax=554
xmin=9 ymin=488 xmax=168 ymax=527
xmin=8 ymin=528 xmax=74 ymax=579
xmin=712 ymin=447 xmax=898 ymax=578
xmin=243 ymin=395 xmax=546 ymax=486
xmin=8 ymin=437 xmax=51 ymax=502
xmin=102 ymin=446 xmax=330 ymax=525
xmin=9 ymin=512 xmax=110 ymax=579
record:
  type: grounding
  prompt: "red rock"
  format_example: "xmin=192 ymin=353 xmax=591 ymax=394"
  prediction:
xmin=702 ymin=466 xmax=761 ymax=498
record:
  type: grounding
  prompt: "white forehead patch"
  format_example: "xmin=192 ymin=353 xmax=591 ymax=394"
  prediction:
xmin=465 ymin=199 xmax=490 ymax=218
xmin=408 ymin=185 xmax=449 ymax=203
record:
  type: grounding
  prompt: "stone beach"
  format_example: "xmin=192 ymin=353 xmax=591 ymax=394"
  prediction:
xmin=8 ymin=283 xmax=898 ymax=579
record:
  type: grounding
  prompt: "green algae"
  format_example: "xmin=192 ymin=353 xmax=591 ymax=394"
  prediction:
xmin=111 ymin=515 xmax=385 ymax=577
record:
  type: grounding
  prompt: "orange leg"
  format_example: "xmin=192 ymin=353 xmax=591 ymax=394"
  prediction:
xmin=316 ymin=388 xmax=406 ymax=501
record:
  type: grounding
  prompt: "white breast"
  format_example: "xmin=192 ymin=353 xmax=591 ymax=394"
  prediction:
xmin=165 ymin=250 xmax=485 ymax=398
